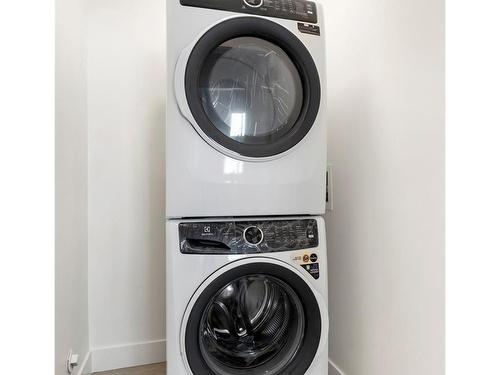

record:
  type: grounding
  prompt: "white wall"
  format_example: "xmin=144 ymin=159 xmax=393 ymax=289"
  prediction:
xmin=323 ymin=1 xmax=445 ymax=374
xmin=55 ymin=0 xmax=90 ymax=373
xmin=86 ymin=0 xmax=166 ymax=371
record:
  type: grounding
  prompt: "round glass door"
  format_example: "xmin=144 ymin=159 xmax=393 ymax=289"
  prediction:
xmin=200 ymin=37 xmax=303 ymax=145
xmin=200 ymin=274 xmax=304 ymax=375
xmin=184 ymin=263 xmax=321 ymax=375
xmin=184 ymin=17 xmax=321 ymax=158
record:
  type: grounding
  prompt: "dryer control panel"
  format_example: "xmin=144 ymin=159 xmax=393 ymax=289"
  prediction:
xmin=180 ymin=0 xmax=318 ymax=24
xmin=179 ymin=219 xmax=319 ymax=254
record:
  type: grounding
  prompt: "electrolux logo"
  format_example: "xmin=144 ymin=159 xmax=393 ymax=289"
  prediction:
xmin=202 ymin=225 xmax=213 ymax=236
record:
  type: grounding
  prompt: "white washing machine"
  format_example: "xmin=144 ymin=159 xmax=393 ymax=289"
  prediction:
xmin=166 ymin=216 xmax=329 ymax=375
xmin=166 ymin=0 xmax=327 ymax=218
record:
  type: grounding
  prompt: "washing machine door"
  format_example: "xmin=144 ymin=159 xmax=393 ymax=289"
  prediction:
xmin=183 ymin=261 xmax=322 ymax=375
xmin=183 ymin=17 xmax=321 ymax=159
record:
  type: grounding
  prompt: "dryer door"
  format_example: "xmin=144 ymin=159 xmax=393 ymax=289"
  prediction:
xmin=184 ymin=17 xmax=321 ymax=159
xmin=183 ymin=262 xmax=322 ymax=375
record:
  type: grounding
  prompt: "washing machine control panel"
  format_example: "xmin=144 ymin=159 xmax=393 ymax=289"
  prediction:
xmin=180 ymin=0 xmax=318 ymax=24
xmin=179 ymin=219 xmax=319 ymax=254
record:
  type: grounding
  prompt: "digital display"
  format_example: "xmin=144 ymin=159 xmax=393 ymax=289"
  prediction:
xmin=180 ymin=0 xmax=318 ymax=24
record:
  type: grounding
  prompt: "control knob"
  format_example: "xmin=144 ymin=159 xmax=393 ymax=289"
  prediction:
xmin=244 ymin=226 xmax=264 ymax=245
xmin=243 ymin=0 xmax=264 ymax=8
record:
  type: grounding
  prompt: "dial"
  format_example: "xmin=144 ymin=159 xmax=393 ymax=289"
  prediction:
xmin=243 ymin=0 xmax=264 ymax=8
xmin=244 ymin=226 xmax=264 ymax=245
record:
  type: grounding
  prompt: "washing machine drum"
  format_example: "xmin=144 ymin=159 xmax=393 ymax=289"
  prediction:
xmin=184 ymin=263 xmax=322 ymax=375
xmin=184 ymin=17 xmax=321 ymax=158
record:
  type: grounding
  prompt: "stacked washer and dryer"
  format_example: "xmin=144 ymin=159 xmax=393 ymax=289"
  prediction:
xmin=166 ymin=1 xmax=328 ymax=374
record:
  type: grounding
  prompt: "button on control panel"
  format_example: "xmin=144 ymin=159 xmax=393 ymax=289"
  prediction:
xmin=180 ymin=0 xmax=318 ymax=24
xmin=179 ymin=219 xmax=319 ymax=254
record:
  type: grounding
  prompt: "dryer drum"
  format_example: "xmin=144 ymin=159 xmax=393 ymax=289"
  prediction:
xmin=184 ymin=262 xmax=322 ymax=375
xmin=199 ymin=37 xmax=304 ymax=146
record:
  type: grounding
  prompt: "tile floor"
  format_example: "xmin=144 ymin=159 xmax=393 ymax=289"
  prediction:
xmin=93 ymin=362 xmax=166 ymax=375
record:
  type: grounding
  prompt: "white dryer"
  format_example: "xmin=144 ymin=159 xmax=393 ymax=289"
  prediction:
xmin=166 ymin=0 xmax=327 ymax=218
xmin=166 ymin=216 xmax=329 ymax=375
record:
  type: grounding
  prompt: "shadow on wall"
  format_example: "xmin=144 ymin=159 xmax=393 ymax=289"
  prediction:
xmin=324 ymin=0 xmax=445 ymax=374
xmin=87 ymin=0 xmax=167 ymax=371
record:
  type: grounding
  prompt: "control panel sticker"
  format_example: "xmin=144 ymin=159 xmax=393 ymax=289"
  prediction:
xmin=291 ymin=250 xmax=320 ymax=278
xmin=291 ymin=250 xmax=318 ymax=264
xmin=301 ymin=263 xmax=320 ymax=279
xmin=298 ymin=23 xmax=320 ymax=36
xmin=180 ymin=219 xmax=319 ymax=254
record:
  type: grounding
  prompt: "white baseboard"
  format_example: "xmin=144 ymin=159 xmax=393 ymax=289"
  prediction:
xmin=91 ymin=342 xmax=339 ymax=375
xmin=329 ymin=358 xmax=347 ymax=375
xmin=76 ymin=351 xmax=92 ymax=375
xmin=91 ymin=339 xmax=166 ymax=373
